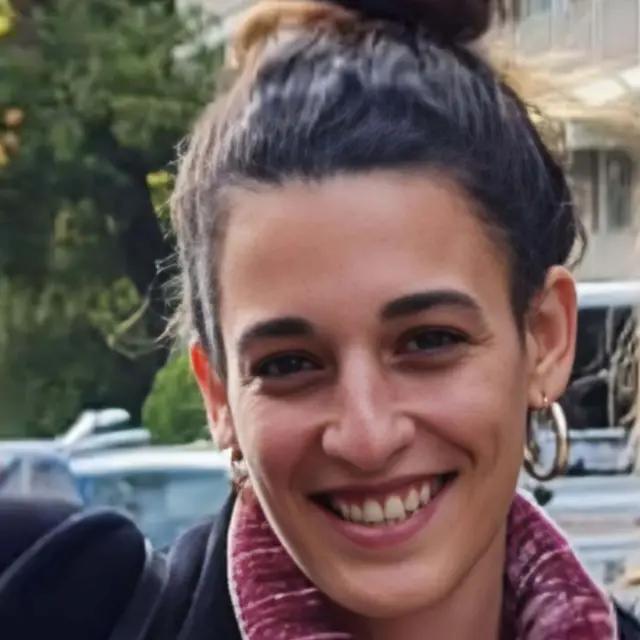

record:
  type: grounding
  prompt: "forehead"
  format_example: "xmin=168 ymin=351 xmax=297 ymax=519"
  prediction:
xmin=218 ymin=172 xmax=511 ymax=327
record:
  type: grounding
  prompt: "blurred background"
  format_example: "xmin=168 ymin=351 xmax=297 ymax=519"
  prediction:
xmin=4 ymin=0 xmax=640 ymax=607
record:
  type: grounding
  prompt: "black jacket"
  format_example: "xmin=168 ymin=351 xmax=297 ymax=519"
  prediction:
xmin=0 ymin=495 xmax=639 ymax=640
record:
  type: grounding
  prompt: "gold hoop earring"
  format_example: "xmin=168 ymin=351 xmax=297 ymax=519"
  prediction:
xmin=231 ymin=447 xmax=248 ymax=493
xmin=524 ymin=396 xmax=570 ymax=482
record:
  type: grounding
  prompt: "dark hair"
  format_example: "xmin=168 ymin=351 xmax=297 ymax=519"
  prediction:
xmin=171 ymin=0 xmax=585 ymax=377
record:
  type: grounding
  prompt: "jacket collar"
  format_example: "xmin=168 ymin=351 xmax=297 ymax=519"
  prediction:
xmin=227 ymin=491 xmax=617 ymax=640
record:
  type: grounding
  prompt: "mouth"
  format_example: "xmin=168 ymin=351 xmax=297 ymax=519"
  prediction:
xmin=310 ymin=472 xmax=457 ymax=528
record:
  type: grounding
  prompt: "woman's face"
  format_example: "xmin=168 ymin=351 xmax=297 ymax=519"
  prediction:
xmin=195 ymin=172 xmax=576 ymax=618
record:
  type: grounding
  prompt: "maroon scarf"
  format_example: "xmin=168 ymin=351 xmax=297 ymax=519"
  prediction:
xmin=228 ymin=492 xmax=617 ymax=639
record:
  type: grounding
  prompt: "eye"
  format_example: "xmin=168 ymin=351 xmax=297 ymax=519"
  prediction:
xmin=253 ymin=354 xmax=320 ymax=379
xmin=402 ymin=328 xmax=466 ymax=354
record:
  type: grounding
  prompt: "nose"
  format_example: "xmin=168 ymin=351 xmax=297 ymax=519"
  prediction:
xmin=321 ymin=352 xmax=414 ymax=472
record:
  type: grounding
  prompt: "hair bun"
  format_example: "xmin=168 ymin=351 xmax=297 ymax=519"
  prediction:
xmin=324 ymin=0 xmax=505 ymax=43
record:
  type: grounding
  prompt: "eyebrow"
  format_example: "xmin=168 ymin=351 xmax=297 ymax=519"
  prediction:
xmin=381 ymin=289 xmax=484 ymax=321
xmin=236 ymin=290 xmax=485 ymax=354
xmin=236 ymin=316 xmax=314 ymax=355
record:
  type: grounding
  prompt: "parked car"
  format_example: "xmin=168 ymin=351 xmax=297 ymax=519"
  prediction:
xmin=71 ymin=446 xmax=231 ymax=548
xmin=0 ymin=441 xmax=83 ymax=504
xmin=58 ymin=408 xmax=152 ymax=457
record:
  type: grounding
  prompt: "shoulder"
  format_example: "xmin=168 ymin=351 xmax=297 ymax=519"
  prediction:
xmin=615 ymin=601 xmax=640 ymax=639
xmin=0 ymin=499 xmax=146 ymax=640
xmin=0 ymin=495 xmax=240 ymax=640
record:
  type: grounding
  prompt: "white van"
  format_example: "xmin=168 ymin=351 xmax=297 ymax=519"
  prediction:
xmin=539 ymin=280 xmax=640 ymax=476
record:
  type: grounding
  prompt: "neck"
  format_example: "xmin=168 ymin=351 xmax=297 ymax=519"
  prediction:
xmin=356 ymin=524 xmax=507 ymax=640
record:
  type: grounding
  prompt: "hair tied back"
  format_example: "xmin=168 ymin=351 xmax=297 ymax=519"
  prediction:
xmin=232 ymin=1 xmax=354 ymax=70
xmin=232 ymin=0 xmax=508 ymax=70
xmin=320 ymin=0 xmax=507 ymax=43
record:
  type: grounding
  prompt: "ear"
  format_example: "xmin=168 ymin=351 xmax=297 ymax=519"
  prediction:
xmin=190 ymin=342 xmax=235 ymax=450
xmin=525 ymin=266 xmax=577 ymax=407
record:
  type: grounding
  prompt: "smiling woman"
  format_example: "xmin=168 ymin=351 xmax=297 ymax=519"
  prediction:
xmin=170 ymin=0 xmax=630 ymax=635
xmin=1 ymin=0 xmax=640 ymax=639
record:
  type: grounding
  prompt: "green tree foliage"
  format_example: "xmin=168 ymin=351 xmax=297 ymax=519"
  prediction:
xmin=0 ymin=0 xmax=222 ymax=437
xmin=142 ymin=351 xmax=207 ymax=444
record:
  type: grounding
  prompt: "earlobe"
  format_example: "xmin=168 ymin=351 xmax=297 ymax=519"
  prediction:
xmin=527 ymin=267 xmax=577 ymax=405
xmin=190 ymin=342 xmax=234 ymax=450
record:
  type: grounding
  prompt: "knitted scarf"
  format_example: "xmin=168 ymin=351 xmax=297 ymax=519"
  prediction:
xmin=228 ymin=491 xmax=617 ymax=639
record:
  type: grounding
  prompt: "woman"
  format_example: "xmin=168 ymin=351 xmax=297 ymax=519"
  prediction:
xmin=1 ymin=0 xmax=639 ymax=638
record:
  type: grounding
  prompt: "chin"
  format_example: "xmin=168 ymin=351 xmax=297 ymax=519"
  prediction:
xmin=325 ymin=572 xmax=453 ymax=619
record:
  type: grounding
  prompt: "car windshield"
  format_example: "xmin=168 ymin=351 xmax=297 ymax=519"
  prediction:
xmin=80 ymin=467 xmax=230 ymax=548
xmin=551 ymin=302 xmax=639 ymax=476
xmin=0 ymin=452 xmax=81 ymax=503
xmin=567 ymin=305 xmax=637 ymax=430
xmin=0 ymin=453 xmax=23 ymax=496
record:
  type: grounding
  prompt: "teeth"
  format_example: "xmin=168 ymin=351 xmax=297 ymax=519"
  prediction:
xmin=328 ymin=477 xmax=449 ymax=526
xmin=338 ymin=502 xmax=350 ymax=520
xmin=404 ymin=488 xmax=420 ymax=512
xmin=350 ymin=504 xmax=363 ymax=522
xmin=363 ymin=499 xmax=385 ymax=524
xmin=384 ymin=496 xmax=406 ymax=521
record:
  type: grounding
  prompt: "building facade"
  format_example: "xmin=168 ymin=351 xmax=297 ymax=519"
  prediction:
xmin=512 ymin=0 xmax=640 ymax=280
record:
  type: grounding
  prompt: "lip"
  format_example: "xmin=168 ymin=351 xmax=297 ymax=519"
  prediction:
xmin=311 ymin=476 xmax=453 ymax=550
xmin=311 ymin=472 xmax=452 ymax=500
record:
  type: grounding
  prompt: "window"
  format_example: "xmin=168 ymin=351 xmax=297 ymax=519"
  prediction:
xmin=81 ymin=468 xmax=230 ymax=548
xmin=528 ymin=0 xmax=552 ymax=14
xmin=0 ymin=454 xmax=82 ymax=503
xmin=605 ymin=150 xmax=633 ymax=231
xmin=30 ymin=458 xmax=83 ymax=504
xmin=516 ymin=0 xmax=562 ymax=19
xmin=563 ymin=305 xmax=638 ymax=430
xmin=0 ymin=455 xmax=25 ymax=497
xmin=571 ymin=150 xmax=600 ymax=232
xmin=569 ymin=149 xmax=636 ymax=233
xmin=554 ymin=302 xmax=639 ymax=476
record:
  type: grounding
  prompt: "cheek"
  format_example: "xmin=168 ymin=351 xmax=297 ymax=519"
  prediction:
xmin=230 ymin=390 xmax=319 ymax=492
xmin=413 ymin=350 xmax=529 ymax=468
